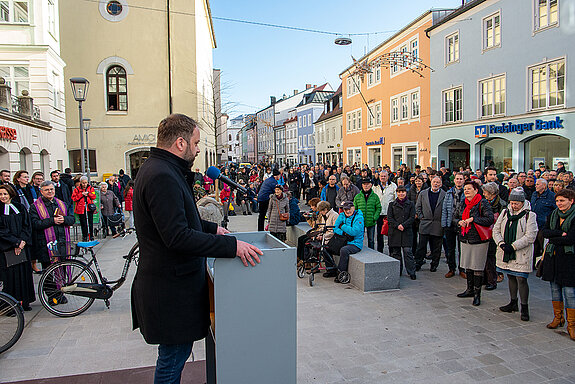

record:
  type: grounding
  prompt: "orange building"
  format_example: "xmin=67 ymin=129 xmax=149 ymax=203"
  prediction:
xmin=341 ymin=10 xmax=443 ymax=171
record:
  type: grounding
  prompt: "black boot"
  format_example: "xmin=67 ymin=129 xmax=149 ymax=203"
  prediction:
xmin=457 ymin=270 xmax=475 ymax=298
xmin=520 ymin=304 xmax=529 ymax=321
xmin=499 ymin=299 xmax=518 ymax=312
xmin=472 ymin=274 xmax=482 ymax=306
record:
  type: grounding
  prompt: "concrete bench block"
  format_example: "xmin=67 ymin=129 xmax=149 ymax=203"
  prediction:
xmin=286 ymin=223 xmax=312 ymax=246
xmin=349 ymin=250 xmax=400 ymax=292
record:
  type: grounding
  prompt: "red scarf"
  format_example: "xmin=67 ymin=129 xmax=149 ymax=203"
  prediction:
xmin=461 ymin=193 xmax=482 ymax=236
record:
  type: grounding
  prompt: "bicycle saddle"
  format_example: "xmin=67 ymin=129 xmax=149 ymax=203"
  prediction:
xmin=77 ymin=240 xmax=100 ymax=248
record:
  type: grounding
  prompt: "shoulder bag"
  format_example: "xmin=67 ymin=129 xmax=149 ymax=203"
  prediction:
xmin=326 ymin=212 xmax=357 ymax=255
xmin=277 ymin=202 xmax=289 ymax=221
xmin=473 ymin=201 xmax=493 ymax=241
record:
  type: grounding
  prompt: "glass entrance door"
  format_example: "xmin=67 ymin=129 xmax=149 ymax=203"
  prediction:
xmin=129 ymin=150 xmax=150 ymax=179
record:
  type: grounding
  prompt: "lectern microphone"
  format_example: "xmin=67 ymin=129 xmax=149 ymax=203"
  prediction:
xmin=206 ymin=166 xmax=248 ymax=195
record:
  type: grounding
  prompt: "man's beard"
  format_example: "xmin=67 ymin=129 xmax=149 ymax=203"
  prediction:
xmin=183 ymin=146 xmax=196 ymax=167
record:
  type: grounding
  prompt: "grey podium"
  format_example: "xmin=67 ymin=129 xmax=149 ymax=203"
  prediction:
xmin=206 ymin=232 xmax=296 ymax=384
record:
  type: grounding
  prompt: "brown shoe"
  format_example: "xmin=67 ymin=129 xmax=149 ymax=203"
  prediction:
xmin=566 ymin=308 xmax=575 ymax=341
xmin=445 ymin=270 xmax=455 ymax=278
xmin=459 ymin=271 xmax=467 ymax=279
xmin=547 ymin=301 xmax=565 ymax=329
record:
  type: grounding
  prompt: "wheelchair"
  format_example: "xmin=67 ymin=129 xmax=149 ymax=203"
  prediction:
xmin=297 ymin=224 xmax=351 ymax=286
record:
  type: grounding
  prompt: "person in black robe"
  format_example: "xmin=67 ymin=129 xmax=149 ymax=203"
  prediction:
xmin=0 ymin=184 xmax=35 ymax=311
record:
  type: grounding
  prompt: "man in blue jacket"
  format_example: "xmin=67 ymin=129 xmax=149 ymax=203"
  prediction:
xmin=531 ymin=178 xmax=556 ymax=259
xmin=257 ymin=169 xmax=281 ymax=231
xmin=324 ymin=200 xmax=364 ymax=282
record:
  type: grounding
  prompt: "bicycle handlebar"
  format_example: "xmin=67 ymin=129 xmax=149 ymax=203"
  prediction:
xmin=112 ymin=227 xmax=136 ymax=239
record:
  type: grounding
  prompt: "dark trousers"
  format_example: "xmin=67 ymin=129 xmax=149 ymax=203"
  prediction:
xmin=376 ymin=216 xmax=386 ymax=253
xmin=445 ymin=227 xmax=463 ymax=272
xmin=78 ymin=212 xmax=94 ymax=240
xmin=270 ymin=232 xmax=286 ymax=241
xmin=297 ymin=234 xmax=310 ymax=261
xmin=155 ymin=343 xmax=193 ymax=384
xmin=484 ymin=240 xmax=497 ymax=285
xmin=337 ymin=244 xmax=361 ymax=272
xmin=415 ymin=233 xmax=442 ymax=269
xmin=257 ymin=200 xmax=269 ymax=231
xmin=533 ymin=229 xmax=544 ymax=267
xmin=389 ymin=246 xmax=415 ymax=276
xmin=366 ymin=225 xmax=375 ymax=250
xmin=411 ymin=221 xmax=419 ymax=255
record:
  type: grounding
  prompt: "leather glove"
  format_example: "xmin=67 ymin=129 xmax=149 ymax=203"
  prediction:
xmin=500 ymin=243 xmax=514 ymax=253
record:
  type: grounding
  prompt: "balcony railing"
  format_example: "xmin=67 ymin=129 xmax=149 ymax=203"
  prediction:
xmin=9 ymin=94 xmax=42 ymax=121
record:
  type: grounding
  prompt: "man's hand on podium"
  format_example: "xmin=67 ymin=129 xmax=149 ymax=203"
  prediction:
xmin=236 ymin=240 xmax=262 ymax=267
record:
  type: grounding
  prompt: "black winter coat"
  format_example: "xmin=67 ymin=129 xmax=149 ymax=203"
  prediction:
xmin=0 ymin=201 xmax=32 ymax=268
xmin=387 ymin=199 xmax=415 ymax=247
xmin=541 ymin=212 xmax=575 ymax=287
xmin=29 ymin=197 xmax=75 ymax=263
xmin=453 ymin=197 xmax=494 ymax=244
xmin=131 ymin=148 xmax=237 ymax=345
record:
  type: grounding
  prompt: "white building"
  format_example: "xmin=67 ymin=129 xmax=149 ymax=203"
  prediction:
xmin=0 ymin=0 xmax=68 ymax=173
xmin=315 ymin=84 xmax=343 ymax=165
xmin=284 ymin=113 xmax=298 ymax=165
xmin=227 ymin=114 xmax=243 ymax=162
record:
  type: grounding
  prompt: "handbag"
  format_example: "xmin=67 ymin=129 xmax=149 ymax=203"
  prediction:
xmin=380 ymin=217 xmax=389 ymax=235
xmin=326 ymin=212 xmax=357 ymax=254
xmin=473 ymin=201 xmax=493 ymax=241
xmin=535 ymin=243 xmax=548 ymax=278
xmin=277 ymin=203 xmax=289 ymax=221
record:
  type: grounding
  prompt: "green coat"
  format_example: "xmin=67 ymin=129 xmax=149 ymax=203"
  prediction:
xmin=353 ymin=190 xmax=381 ymax=227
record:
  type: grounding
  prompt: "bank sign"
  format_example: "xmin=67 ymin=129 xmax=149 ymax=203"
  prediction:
xmin=474 ymin=116 xmax=563 ymax=138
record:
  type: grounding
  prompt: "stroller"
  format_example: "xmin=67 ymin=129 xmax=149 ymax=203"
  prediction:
xmin=297 ymin=224 xmax=350 ymax=286
xmin=106 ymin=208 xmax=125 ymax=235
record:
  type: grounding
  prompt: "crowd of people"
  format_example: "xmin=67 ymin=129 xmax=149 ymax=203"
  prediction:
xmin=211 ymin=160 xmax=575 ymax=339
xmin=0 ymin=168 xmax=133 ymax=313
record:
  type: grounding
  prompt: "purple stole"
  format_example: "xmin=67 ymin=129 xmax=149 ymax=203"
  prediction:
xmin=33 ymin=197 xmax=71 ymax=259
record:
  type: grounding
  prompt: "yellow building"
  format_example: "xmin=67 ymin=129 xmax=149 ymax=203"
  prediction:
xmin=60 ymin=0 xmax=217 ymax=179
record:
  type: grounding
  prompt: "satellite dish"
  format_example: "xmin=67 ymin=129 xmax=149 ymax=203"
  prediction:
xmin=335 ymin=36 xmax=352 ymax=46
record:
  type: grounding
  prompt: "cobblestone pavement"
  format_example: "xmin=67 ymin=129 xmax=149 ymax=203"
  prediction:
xmin=1 ymin=212 xmax=575 ymax=383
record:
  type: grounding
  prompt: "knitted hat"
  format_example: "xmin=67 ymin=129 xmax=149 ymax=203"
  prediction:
xmin=508 ymin=187 xmax=526 ymax=202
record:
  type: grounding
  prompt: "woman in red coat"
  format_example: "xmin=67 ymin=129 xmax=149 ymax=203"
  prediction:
xmin=124 ymin=180 xmax=134 ymax=228
xmin=71 ymin=176 xmax=96 ymax=241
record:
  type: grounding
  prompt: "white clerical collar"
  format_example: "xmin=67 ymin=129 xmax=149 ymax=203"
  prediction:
xmin=4 ymin=203 xmax=20 ymax=215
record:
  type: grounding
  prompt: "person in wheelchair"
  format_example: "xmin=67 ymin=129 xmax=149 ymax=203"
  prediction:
xmin=323 ymin=200 xmax=364 ymax=282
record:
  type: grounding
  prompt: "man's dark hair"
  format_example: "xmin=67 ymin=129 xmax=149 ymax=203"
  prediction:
xmin=157 ymin=114 xmax=198 ymax=148
xmin=50 ymin=170 xmax=59 ymax=176
xmin=32 ymin=171 xmax=44 ymax=180
xmin=64 ymin=168 xmax=72 ymax=173
xmin=0 ymin=169 xmax=9 ymax=176
xmin=485 ymin=166 xmax=497 ymax=174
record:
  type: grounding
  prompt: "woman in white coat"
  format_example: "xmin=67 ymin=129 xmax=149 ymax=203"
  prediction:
xmin=493 ymin=188 xmax=538 ymax=321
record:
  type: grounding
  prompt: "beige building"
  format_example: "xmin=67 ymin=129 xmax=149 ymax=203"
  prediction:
xmin=60 ymin=0 xmax=217 ymax=179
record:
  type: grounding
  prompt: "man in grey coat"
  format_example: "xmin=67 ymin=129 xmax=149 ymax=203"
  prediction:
xmin=415 ymin=176 xmax=446 ymax=272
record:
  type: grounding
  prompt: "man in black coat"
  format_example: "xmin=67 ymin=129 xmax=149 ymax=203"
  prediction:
xmin=50 ymin=170 xmax=72 ymax=212
xmin=59 ymin=168 xmax=75 ymax=196
xmin=131 ymin=114 xmax=261 ymax=383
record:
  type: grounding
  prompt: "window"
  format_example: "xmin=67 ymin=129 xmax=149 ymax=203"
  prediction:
xmin=401 ymin=95 xmax=409 ymax=120
xmin=480 ymin=75 xmax=506 ymax=117
xmin=411 ymin=39 xmax=418 ymax=60
xmin=106 ymin=65 xmax=127 ymax=111
xmin=530 ymin=59 xmax=565 ymax=110
xmin=411 ymin=92 xmax=420 ymax=118
xmin=443 ymin=87 xmax=463 ymax=123
xmin=47 ymin=0 xmax=56 ymax=35
xmin=0 ymin=0 xmax=28 ymax=23
xmin=367 ymin=65 xmax=381 ymax=87
xmin=346 ymin=109 xmax=362 ymax=132
xmin=391 ymin=98 xmax=399 ymax=122
xmin=303 ymin=135 xmax=307 ymax=148
xmin=52 ymin=72 xmax=61 ymax=109
xmin=446 ymin=32 xmax=459 ymax=64
xmin=107 ymin=0 xmax=122 ymax=15
xmin=483 ymin=13 xmax=501 ymax=49
xmin=299 ymin=136 xmax=302 ymax=148
xmin=535 ymin=0 xmax=559 ymax=31
xmin=0 ymin=65 xmax=29 ymax=96
xmin=69 ymin=150 xmax=97 ymax=173
xmin=347 ymin=75 xmax=360 ymax=97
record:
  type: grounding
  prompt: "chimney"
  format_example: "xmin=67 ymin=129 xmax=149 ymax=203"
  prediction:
xmin=306 ymin=84 xmax=312 ymax=89
xmin=270 ymin=96 xmax=276 ymax=105
xmin=293 ymin=89 xmax=298 ymax=95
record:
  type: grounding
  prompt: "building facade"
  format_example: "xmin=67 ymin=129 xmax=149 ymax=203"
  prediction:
xmin=315 ymin=84 xmax=343 ymax=165
xmin=428 ymin=0 xmax=572 ymax=172
xmin=340 ymin=11 xmax=447 ymax=170
xmin=284 ymin=114 xmax=298 ymax=165
xmin=60 ymin=0 xmax=217 ymax=179
xmin=0 ymin=0 xmax=68 ymax=173
xmin=256 ymin=102 xmax=274 ymax=163
xmin=296 ymin=87 xmax=333 ymax=165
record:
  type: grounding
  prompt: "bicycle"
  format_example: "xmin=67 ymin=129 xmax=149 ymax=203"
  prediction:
xmin=38 ymin=228 xmax=139 ymax=317
xmin=0 ymin=291 xmax=24 ymax=354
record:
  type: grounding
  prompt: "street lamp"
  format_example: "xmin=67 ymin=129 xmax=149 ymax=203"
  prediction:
xmin=70 ymin=77 xmax=89 ymax=176
xmin=83 ymin=118 xmax=91 ymax=182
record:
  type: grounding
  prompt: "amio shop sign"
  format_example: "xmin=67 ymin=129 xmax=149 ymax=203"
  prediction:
xmin=475 ymin=116 xmax=563 ymax=138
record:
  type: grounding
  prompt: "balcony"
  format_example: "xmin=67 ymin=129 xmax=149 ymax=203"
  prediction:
xmin=1 ymin=77 xmax=48 ymax=127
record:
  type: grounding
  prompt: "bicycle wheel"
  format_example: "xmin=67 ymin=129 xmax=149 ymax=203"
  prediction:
xmin=0 ymin=292 xmax=24 ymax=354
xmin=38 ymin=260 xmax=97 ymax=317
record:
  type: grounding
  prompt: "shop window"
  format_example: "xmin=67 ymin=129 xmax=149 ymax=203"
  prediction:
xmin=106 ymin=65 xmax=128 ymax=111
xmin=530 ymin=59 xmax=565 ymax=110
xmin=524 ymin=134 xmax=569 ymax=171
xmin=480 ymin=75 xmax=506 ymax=117
xmin=69 ymin=150 xmax=97 ymax=173
xmin=480 ymin=138 xmax=512 ymax=171
xmin=406 ymin=146 xmax=418 ymax=170
xmin=534 ymin=0 xmax=558 ymax=31
xmin=393 ymin=147 xmax=403 ymax=171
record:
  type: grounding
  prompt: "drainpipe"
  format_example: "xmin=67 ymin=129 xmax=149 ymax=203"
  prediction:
xmin=167 ymin=0 xmax=173 ymax=114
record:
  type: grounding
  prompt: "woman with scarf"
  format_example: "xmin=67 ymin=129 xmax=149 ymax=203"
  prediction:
xmin=454 ymin=181 xmax=494 ymax=306
xmin=493 ymin=188 xmax=538 ymax=321
xmin=266 ymin=185 xmax=289 ymax=241
xmin=541 ymin=188 xmax=575 ymax=340
xmin=0 ymin=184 xmax=35 ymax=310
xmin=387 ymin=186 xmax=417 ymax=280
xmin=71 ymin=176 xmax=96 ymax=241
xmin=483 ymin=182 xmax=507 ymax=290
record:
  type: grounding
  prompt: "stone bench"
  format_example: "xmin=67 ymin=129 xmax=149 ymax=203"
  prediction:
xmin=286 ymin=222 xmax=400 ymax=292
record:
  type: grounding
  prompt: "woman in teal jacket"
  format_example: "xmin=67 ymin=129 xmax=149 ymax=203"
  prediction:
xmin=324 ymin=201 xmax=364 ymax=282
xmin=353 ymin=178 xmax=381 ymax=249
